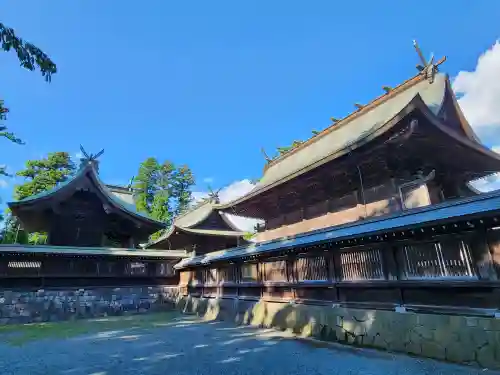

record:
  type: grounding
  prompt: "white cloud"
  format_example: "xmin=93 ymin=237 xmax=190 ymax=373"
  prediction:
xmin=0 ymin=179 xmax=8 ymax=189
xmin=192 ymin=179 xmax=262 ymax=233
xmin=74 ymin=151 xmax=83 ymax=160
xmin=454 ymin=41 xmax=500 ymax=140
xmin=453 ymin=41 xmax=500 ymax=192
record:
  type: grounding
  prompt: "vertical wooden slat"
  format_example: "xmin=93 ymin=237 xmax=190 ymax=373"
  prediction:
xmin=398 ymin=239 xmax=478 ymax=279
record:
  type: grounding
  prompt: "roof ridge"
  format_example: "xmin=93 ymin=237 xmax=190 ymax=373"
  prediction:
xmin=175 ymin=199 xmax=212 ymax=220
xmin=264 ymin=71 xmax=427 ymax=170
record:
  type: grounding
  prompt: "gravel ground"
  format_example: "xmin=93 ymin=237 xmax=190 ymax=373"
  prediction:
xmin=0 ymin=315 xmax=498 ymax=375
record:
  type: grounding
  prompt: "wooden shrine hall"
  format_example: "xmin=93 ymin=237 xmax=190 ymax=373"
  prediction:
xmin=1 ymin=149 xmax=187 ymax=288
xmin=146 ymin=195 xmax=250 ymax=255
xmin=175 ymin=44 xmax=500 ymax=314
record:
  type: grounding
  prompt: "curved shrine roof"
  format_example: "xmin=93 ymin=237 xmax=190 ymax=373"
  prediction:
xmin=145 ymin=200 xmax=248 ymax=249
xmin=8 ymin=162 xmax=166 ymax=232
xmin=218 ymin=71 xmax=498 ymax=210
xmin=259 ymin=73 xmax=446 ymax=188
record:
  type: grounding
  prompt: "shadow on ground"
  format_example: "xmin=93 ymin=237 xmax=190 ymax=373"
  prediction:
xmin=0 ymin=313 xmax=499 ymax=375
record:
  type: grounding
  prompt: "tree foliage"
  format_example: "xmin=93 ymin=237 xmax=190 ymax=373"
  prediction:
xmin=0 ymin=212 xmax=29 ymax=244
xmin=133 ymin=157 xmax=195 ymax=230
xmin=0 ymin=21 xmax=57 ymax=176
xmin=14 ymin=152 xmax=76 ymax=200
xmin=243 ymin=232 xmax=255 ymax=241
xmin=0 ymin=101 xmax=23 ymax=177
xmin=1 ymin=22 xmax=57 ymax=81
xmin=0 ymin=152 xmax=76 ymax=244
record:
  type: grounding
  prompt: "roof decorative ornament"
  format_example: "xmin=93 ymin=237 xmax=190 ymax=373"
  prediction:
xmin=412 ymin=40 xmax=446 ymax=83
xmin=276 ymin=140 xmax=304 ymax=156
xmin=79 ymin=145 xmax=104 ymax=173
xmin=127 ymin=176 xmax=134 ymax=191
xmin=203 ymin=184 xmax=222 ymax=204
xmin=257 ymin=42 xmax=447 ymax=169
xmin=261 ymin=147 xmax=272 ymax=163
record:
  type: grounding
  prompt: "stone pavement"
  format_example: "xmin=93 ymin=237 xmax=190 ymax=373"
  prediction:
xmin=0 ymin=315 xmax=498 ymax=375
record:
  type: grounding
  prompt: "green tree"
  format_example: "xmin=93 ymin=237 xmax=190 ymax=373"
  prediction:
xmin=0 ymin=101 xmax=23 ymax=177
xmin=2 ymin=152 xmax=76 ymax=244
xmin=1 ymin=21 xmax=57 ymax=176
xmin=15 ymin=152 xmax=76 ymax=200
xmin=1 ymin=22 xmax=57 ymax=81
xmin=172 ymin=165 xmax=195 ymax=216
xmin=133 ymin=157 xmax=160 ymax=215
xmin=134 ymin=158 xmax=195 ymax=239
xmin=243 ymin=232 xmax=255 ymax=241
xmin=1 ymin=211 xmax=29 ymax=244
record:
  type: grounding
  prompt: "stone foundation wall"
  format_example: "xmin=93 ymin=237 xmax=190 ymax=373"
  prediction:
xmin=177 ymin=296 xmax=500 ymax=370
xmin=0 ymin=285 xmax=180 ymax=325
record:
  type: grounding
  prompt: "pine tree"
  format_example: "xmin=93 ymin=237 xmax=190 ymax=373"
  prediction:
xmin=15 ymin=152 xmax=76 ymax=200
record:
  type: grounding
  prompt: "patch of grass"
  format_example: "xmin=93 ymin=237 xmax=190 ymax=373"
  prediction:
xmin=0 ymin=311 xmax=180 ymax=346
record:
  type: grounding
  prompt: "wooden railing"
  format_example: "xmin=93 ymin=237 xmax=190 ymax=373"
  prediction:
xmin=179 ymin=228 xmax=500 ymax=314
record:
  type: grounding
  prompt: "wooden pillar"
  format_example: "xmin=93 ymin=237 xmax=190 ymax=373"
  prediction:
xmin=331 ymin=250 xmax=342 ymax=302
xmin=128 ymin=236 xmax=136 ymax=249
xmin=287 ymin=255 xmax=297 ymax=283
xmin=381 ymin=243 xmax=400 ymax=280
xmin=473 ymin=229 xmax=499 ymax=280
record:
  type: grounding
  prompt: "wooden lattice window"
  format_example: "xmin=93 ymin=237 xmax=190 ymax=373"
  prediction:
xmin=262 ymin=259 xmax=288 ymax=282
xmin=218 ymin=266 xmax=237 ymax=283
xmin=203 ymin=268 xmax=218 ymax=284
xmin=340 ymin=249 xmax=384 ymax=281
xmin=399 ymin=182 xmax=431 ymax=210
xmin=296 ymin=256 xmax=329 ymax=281
xmin=6 ymin=260 xmax=42 ymax=277
xmin=157 ymin=262 xmax=174 ymax=276
xmin=128 ymin=262 xmax=147 ymax=276
xmin=240 ymin=263 xmax=258 ymax=282
xmin=400 ymin=240 xmax=476 ymax=279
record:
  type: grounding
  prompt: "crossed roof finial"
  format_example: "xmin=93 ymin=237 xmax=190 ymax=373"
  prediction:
xmin=412 ymin=40 xmax=446 ymax=83
xmin=79 ymin=145 xmax=105 ymax=172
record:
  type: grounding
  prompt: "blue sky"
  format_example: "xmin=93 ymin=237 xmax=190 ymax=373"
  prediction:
xmin=1 ymin=1 xmax=500 ymax=212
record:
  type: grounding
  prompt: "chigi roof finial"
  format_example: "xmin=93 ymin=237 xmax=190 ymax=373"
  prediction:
xmin=261 ymin=147 xmax=272 ymax=163
xmin=412 ymin=40 xmax=446 ymax=83
xmin=79 ymin=145 xmax=105 ymax=172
